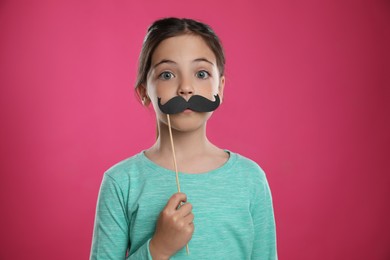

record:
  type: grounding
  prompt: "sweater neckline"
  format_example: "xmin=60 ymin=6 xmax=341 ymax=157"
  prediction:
xmin=138 ymin=150 xmax=237 ymax=177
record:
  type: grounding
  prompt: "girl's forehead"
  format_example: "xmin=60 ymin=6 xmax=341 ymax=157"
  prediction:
xmin=151 ymin=34 xmax=216 ymax=64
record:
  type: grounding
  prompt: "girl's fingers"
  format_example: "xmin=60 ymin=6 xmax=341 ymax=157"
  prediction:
xmin=165 ymin=193 xmax=187 ymax=211
xmin=177 ymin=202 xmax=193 ymax=217
xmin=183 ymin=212 xmax=194 ymax=224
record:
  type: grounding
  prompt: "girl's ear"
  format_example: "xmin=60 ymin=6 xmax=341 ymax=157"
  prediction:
xmin=136 ymin=85 xmax=151 ymax=106
xmin=218 ymin=76 xmax=225 ymax=104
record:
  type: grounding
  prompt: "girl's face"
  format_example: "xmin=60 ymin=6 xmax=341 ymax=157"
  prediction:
xmin=143 ymin=34 xmax=225 ymax=132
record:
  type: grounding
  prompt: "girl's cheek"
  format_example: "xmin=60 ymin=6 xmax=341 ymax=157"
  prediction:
xmin=199 ymin=80 xmax=218 ymax=93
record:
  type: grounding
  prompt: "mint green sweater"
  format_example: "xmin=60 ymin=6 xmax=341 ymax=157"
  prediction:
xmin=90 ymin=151 xmax=277 ymax=259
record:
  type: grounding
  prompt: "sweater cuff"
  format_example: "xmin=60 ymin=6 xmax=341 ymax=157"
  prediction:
xmin=146 ymin=238 xmax=153 ymax=260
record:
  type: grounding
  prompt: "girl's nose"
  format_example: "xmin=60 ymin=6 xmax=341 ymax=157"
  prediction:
xmin=178 ymin=79 xmax=194 ymax=100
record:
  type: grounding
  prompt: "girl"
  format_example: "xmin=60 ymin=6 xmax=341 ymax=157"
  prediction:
xmin=90 ymin=17 xmax=277 ymax=259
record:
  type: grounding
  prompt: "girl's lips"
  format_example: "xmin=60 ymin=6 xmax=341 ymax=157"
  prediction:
xmin=182 ymin=109 xmax=193 ymax=113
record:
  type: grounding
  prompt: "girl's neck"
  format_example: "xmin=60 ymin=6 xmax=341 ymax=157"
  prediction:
xmin=145 ymin=121 xmax=229 ymax=174
xmin=153 ymin=122 xmax=212 ymax=160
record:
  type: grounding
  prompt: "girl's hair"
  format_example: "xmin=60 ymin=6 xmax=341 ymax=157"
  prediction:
xmin=135 ymin=17 xmax=225 ymax=97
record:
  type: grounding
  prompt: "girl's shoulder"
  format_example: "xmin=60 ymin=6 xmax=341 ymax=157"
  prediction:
xmin=225 ymin=150 xmax=269 ymax=184
xmin=103 ymin=151 xmax=147 ymax=181
xmin=232 ymin=151 xmax=262 ymax=168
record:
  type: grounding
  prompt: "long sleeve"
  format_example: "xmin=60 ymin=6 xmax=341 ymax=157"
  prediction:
xmin=90 ymin=174 xmax=152 ymax=260
xmin=251 ymin=173 xmax=278 ymax=260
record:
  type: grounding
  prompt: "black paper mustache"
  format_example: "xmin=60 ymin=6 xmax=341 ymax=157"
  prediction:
xmin=158 ymin=94 xmax=220 ymax=114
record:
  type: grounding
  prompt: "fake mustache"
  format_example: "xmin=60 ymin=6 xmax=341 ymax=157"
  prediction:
xmin=158 ymin=94 xmax=220 ymax=114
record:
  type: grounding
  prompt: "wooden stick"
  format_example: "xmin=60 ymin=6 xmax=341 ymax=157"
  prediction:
xmin=166 ymin=114 xmax=190 ymax=255
xmin=167 ymin=114 xmax=181 ymax=193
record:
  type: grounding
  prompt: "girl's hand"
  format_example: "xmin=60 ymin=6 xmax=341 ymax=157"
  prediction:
xmin=149 ymin=192 xmax=194 ymax=260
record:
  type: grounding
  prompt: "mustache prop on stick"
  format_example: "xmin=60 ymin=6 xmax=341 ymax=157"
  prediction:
xmin=158 ymin=94 xmax=220 ymax=255
xmin=158 ymin=94 xmax=220 ymax=114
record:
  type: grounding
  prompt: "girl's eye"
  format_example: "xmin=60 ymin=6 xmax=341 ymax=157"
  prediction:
xmin=159 ymin=71 xmax=174 ymax=80
xmin=196 ymin=70 xmax=210 ymax=79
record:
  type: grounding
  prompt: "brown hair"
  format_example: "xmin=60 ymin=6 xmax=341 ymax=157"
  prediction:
xmin=135 ymin=17 xmax=225 ymax=100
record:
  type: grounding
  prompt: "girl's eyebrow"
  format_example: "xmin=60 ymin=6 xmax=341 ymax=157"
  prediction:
xmin=153 ymin=58 xmax=215 ymax=69
xmin=153 ymin=59 xmax=177 ymax=69
xmin=193 ymin=58 xmax=215 ymax=66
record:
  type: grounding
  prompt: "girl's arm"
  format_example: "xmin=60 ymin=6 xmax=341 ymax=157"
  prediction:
xmin=90 ymin=174 xmax=152 ymax=260
xmin=251 ymin=172 xmax=278 ymax=260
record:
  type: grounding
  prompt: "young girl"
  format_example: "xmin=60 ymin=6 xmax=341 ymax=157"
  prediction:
xmin=90 ymin=17 xmax=277 ymax=259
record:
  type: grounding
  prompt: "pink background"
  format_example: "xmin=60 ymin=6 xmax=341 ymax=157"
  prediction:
xmin=1 ymin=0 xmax=389 ymax=259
